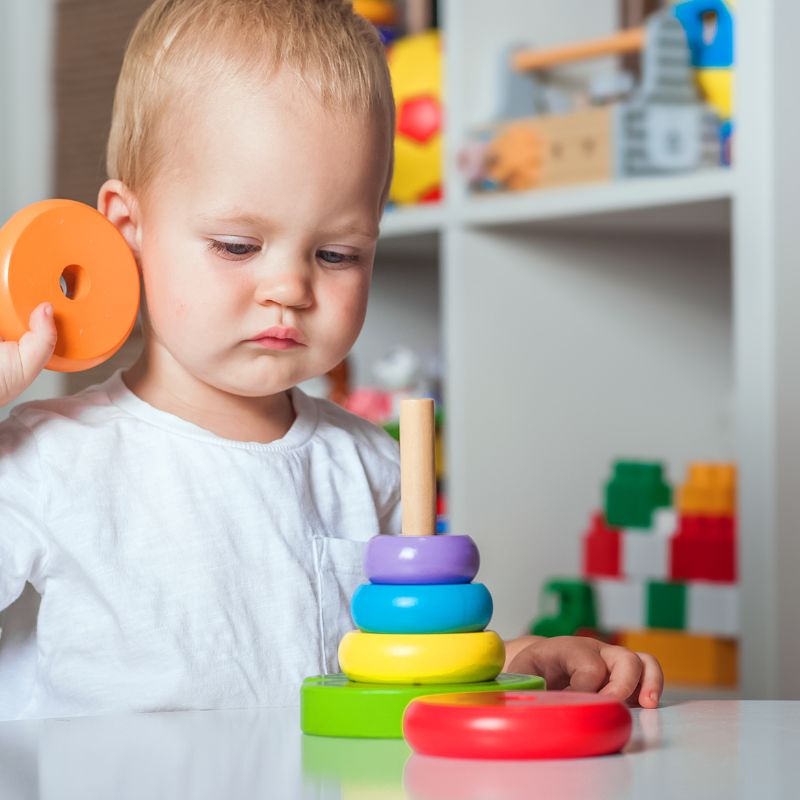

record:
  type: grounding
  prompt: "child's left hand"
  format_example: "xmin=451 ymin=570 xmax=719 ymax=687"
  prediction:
xmin=504 ymin=635 xmax=664 ymax=708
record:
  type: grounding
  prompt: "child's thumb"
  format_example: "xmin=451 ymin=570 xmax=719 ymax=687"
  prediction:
xmin=18 ymin=302 xmax=58 ymax=376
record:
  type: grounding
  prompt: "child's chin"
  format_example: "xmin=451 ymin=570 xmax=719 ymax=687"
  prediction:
xmin=201 ymin=368 xmax=294 ymax=399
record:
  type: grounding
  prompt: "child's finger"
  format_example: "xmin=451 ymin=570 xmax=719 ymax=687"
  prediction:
xmin=634 ymin=651 xmax=664 ymax=708
xmin=564 ymin=652 xmax=610 ymax=693
xmin=17 ymin=302 xmax=57 ymax=379
xmin=597 ymin=646 xmax=644 ymax=702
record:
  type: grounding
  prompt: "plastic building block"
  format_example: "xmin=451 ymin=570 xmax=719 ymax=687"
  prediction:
xmin=301 ymin=673 xmax=544 ymax=739
xmin=646 ymin=581 xmax=687 ymax=630
xmin=688 ymin=582 xmax=739 ymax=636
xmin=653 ymin=507 xmax=678 ymax=538
xmin=677 ymin=462 xmax=736 ymax=516
xmin=619 ymin=629 xmax=737 ymax=687
xmin=669 ymin=515 xmax=736 ymax=583
xmin=673 ymin=0 xmax=734 ymax=69
xmin=403 ymin=691 xmax=632 ymax=760
xmin=530 ymin=578 xmax=597 ymax=637
xmin=604 ymin=460 xmax=672 ymax=529
xmin=622 ymin=529 xmax=669 ymax=580
xmin=593 ymin=579 xmax=645 ymax=631
xmin=582 ymin=512 xmax=622 ymax=578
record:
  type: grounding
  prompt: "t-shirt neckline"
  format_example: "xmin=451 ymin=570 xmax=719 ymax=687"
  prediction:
xmin=102 ymin=369 xmax=318 ymax=451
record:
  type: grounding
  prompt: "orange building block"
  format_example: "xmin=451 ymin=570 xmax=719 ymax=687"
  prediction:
xmin=619 ymin=629 xmax=737 ymax=688
xmin=677 ymin=462 xmax=736 ymax=516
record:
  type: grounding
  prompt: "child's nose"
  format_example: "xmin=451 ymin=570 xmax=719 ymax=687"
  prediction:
xmin=254 ymin=263 xmax=313 ymax=309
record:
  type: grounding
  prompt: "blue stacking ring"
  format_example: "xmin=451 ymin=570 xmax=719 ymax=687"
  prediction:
xmin=351 ymin=582 xmax=493 ymax=634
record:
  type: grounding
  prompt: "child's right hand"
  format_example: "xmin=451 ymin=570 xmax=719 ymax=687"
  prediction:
xmin=0 ymin=302 xmax=58 ymax=407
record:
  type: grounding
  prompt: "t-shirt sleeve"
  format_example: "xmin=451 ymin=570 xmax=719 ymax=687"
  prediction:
xmin=0 ymin=415 xmax=49 ymax=611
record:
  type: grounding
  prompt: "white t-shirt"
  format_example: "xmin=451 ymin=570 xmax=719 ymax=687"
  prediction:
xmin=0 ymin=372 xmax=401 ymax=721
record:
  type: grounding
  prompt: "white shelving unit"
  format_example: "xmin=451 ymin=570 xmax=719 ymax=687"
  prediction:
xmin=4 ymin=0 xmax=798 ymax=699
xmin=373 ymin=0 xmax=800 ymax=699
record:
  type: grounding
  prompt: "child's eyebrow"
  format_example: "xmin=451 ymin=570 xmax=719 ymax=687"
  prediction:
xmin=197 ymin=211 xmax=379 ymax=240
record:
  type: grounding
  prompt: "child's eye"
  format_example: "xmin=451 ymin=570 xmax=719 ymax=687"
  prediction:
xmin=207 ymin=239 xmax=261 ymax=260
xmin=317 ymin=249 xmax=360 ymax=267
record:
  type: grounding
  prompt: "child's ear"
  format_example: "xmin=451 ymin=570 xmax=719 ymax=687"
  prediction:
xmin=97 ymin=179 xmax=142 ymax=263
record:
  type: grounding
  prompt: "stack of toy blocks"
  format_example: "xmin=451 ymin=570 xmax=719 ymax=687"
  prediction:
xmin=532 ymin=459 xmax=738 ymax=688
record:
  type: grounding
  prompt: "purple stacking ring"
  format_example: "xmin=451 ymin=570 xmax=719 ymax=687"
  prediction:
xmin=365 ymin=534 xmax=480 ymax=585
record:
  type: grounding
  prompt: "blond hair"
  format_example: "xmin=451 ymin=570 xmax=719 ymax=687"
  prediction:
xmin=106 ymin=0 xmax=395 ymax=200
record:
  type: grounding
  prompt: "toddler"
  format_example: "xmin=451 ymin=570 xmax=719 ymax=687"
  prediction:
xmin=0 ymin=0 xmax=662 ymax=720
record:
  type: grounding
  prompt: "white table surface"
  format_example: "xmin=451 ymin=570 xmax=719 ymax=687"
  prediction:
xmin=0 ymin=701 xmax=797 ymax=799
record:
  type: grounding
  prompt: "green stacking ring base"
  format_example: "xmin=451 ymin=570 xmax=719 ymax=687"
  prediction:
xmin=301 ymin=672 xmax=546 ymax=739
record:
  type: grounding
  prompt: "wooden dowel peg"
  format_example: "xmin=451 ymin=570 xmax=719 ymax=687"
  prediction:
xmin=400 ymin=398 xmax=437 ymax=536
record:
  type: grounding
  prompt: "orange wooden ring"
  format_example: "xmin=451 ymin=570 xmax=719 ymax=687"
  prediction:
xmin=0 ymin=199 xmax=140 ymax=372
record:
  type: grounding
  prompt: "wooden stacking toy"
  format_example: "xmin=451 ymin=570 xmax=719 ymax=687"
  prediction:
xmin=301 ymin=398 xmax=544 ymax=738
xmin=0 ymin=199 xmax=140 ymax=372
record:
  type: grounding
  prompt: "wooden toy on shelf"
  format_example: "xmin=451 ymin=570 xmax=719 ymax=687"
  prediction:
xmin=466 ymin=9 xmax=722 ymax=194
xmin=0 ymin=199 xmax=140 ymax=372
xmin=301 ymin=398 xmax=543 ymax=739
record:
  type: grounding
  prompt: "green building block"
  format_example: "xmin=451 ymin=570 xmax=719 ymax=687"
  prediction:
xmin=647 ymin=581 xmax=687 ymax=630
xmin=604 ymin=460 xmax=672 ymax=529
xmin=530 ymin=578 xmax=597 ymax=637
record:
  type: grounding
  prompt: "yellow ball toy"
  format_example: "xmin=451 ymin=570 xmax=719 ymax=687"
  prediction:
xmin=387 ymin=30 xmax=443 ymax=205
xmin=339 ymin=631 xmax=505 ymax=684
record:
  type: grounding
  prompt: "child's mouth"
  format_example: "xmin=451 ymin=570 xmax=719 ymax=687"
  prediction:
xmin=250 ymin=336 xmax=303 ymax=350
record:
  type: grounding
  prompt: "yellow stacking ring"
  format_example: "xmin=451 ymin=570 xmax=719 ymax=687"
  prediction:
xmin=339 ymin=631 xmax=505 ymax=685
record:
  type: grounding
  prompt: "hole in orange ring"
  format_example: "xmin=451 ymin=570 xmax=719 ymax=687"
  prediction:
xmin=59 ymin=264 xmax=90 ymax=301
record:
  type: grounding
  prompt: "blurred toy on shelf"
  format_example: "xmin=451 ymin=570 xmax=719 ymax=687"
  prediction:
xmin=387 ymin=30 xmax=443 ymax=204
xmin=353 ymin=0 xmax=399 ymax=45
xmin=531 ymin=459 xmax=739 ymax=689
xmin=303 ymin=345 xmax=449 ymax=532
xmin=673 ymin=0 xmax=735 ymax=165
xmin=298 ymin=357 xmax=352 ymax=407
xmin=346 ymin=345 xmax=439 ymax=424
xmin=461 ymin=8 xmax=723 ymax=194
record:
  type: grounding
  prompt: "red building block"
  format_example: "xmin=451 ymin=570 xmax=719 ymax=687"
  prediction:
xmin=582 ymin=512 xmax=622 ymax=579
xmin=669 ymin=515 xmax=736 ymax=583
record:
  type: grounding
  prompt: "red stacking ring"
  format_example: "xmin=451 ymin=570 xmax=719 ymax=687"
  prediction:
xmin=403 ymin=691 xmax=632 ymax=760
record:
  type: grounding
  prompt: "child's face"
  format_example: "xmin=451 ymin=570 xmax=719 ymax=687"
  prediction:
xmin=126 ymin=69 xmax=390 ymax=399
